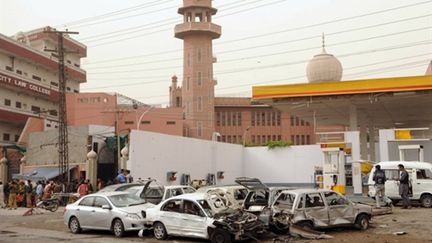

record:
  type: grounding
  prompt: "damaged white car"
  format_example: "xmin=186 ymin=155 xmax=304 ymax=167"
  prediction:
xmin=141 ymin=192 xmax=264 ymax=243
xmin=270 ymin=189 xmax=373 ymax=231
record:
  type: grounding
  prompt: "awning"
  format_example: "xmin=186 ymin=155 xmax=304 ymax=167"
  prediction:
xmin=12 ymin=166 xmax=75 ymax=181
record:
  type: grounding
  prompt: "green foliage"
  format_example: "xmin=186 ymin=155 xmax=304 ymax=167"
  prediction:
xmin=265 ymin=140 xmax=293 ymax=149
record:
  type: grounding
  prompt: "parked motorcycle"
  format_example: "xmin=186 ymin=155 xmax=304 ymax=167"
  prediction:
xmin=36 ymin=198 xmax=60 ymax=212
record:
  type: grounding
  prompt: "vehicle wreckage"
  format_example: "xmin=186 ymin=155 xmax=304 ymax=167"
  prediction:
xmin=140 ymin=192 xmax=264 ymax=243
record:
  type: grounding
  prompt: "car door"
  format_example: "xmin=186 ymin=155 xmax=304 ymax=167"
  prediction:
xmin=413 ymin=168 xmax=432 ymax=199
xmin=87 ymin=196 xmax=112 ymax=230
xmin=177 ymin=200 xmax=207 ymax=238
xmin=323 ymin=191 xmax=355 ymax=226
xmin=76 ymin=196 xmax=95 ymax=228
xmin=159 ymin=199 xmax=183 ymax=235
xmin=303 ymin=193 xmax=329 ymax=227
xmin=383 ymin=169 xmax=401 ymax=199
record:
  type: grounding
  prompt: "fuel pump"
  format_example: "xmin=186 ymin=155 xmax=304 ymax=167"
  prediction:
xmin=322 ymin=147 xmax=346 ymax=194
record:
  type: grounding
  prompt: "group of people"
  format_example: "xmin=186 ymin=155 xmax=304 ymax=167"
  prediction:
xmin=373 ymin=163 xmax=412 ymax=209
xmin=0 ymin=180 xmax=63 ymax=210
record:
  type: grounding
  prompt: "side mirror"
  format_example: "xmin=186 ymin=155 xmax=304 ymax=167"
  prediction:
xmin=102 ymin=204 xmax=111 ymax=210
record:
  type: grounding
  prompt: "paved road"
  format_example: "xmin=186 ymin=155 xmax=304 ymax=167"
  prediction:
xmin=0 ymin=207 xmax=199 ymax=243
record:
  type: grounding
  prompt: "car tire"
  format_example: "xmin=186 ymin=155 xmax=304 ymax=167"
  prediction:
xmin=69 ymin=217 xmax=82 ymax=234
xmin=153 ymin=222 xmax=168 ymax=240
xmin=295 ymin=221 xmax=314 ymax=231
xmin=355 ymin=214 xmax=370 ymax=230
xmin=112 ymin=219 xmax=125 ymax=237
xmin=211 ymin=228 xmax=232 ymax=243
xmin=420 ymin=194 xmax=432 ymax=208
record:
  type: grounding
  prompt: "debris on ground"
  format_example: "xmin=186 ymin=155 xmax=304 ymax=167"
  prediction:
xmin=289 ymin=225 xmax=334 ymax=239
xmin=393 ymin=231 xmax=407 ymax=235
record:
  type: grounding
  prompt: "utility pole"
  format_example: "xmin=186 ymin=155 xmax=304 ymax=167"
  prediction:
xmin=44 ymin=28 xmax=79 ymax=185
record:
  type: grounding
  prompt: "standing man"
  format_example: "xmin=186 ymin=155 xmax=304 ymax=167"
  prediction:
xmin=116 ymin=169 xmax=126 ymax=184
xmin=35 ymin=181 xmax=43 ymax=201
xmin=398 ymin=164 xmax=411 ymax=209
xmin=8 ymin=180 xmax=18 ymax=210
xmin=0 ymin=182 xmax=5 ymax=208
xmin=373 ymin=165 xmax=387 ymax=208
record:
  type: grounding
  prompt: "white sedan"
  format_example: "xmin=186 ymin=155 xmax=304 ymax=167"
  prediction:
xmin=141 ymin=192 xmax=264 ymax=243
xmin=64 ymin=191 xmax=153 ymax=237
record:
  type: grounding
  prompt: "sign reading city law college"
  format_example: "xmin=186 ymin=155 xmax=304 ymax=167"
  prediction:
xmin=0 ymin=71 xmax=59 ymax=100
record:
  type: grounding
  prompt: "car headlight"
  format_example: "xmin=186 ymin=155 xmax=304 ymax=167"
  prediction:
xmin=126 ymin=213 xmax=141 ymax=220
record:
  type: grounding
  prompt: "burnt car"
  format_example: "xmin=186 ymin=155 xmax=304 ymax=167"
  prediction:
xmin=235 ymin=177 xmax=296 ymax=234
xmin=141 ymin=192 xmax=264 ymax=243
xmin=270 ymin=189 xmax=373 ymax=230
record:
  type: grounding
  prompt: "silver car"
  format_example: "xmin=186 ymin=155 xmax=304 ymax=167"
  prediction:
xmin=271 ymin=189 xmax=373 ymax=230
xmin=64 ymin=191 xmax=153 ymax=237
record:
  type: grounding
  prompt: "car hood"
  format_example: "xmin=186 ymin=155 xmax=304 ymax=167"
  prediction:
xmin=118 ymin=203 xmax=155 ymax=214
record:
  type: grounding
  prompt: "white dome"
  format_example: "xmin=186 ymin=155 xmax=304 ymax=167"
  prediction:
xmin=306 ymin=36 xmax=343 ymax=83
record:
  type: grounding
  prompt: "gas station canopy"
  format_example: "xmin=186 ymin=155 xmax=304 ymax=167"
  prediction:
xmin=252 ymin=75 xmax=432 ymax=129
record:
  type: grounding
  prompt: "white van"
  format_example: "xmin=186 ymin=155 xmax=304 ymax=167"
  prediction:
xmin=368 ymin=161 xmax=432 ymax=208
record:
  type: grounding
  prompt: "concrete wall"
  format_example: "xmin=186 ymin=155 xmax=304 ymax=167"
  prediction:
xmin=129 ymin=130 xmax=244 ymax=185
xmin=129 ymin=131 xmax=323 ymax=185
xmin=244 ymin=145 xmax=323 ymax=185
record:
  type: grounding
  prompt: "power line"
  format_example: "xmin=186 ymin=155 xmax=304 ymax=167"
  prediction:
xmin=57 ymin=0 xmax=176 ymax=28
xmin=79 ymin=0 xmax=266 ymax=42
xmin=85 ymin=14 xmax=432 ymax=70
xmin=87 ymin=27 xmax=431 ymax=75
xmin=83 ymin=0 xmax=432 ymax=59
xmin=83 ymin=40 xmax=431 ymax=84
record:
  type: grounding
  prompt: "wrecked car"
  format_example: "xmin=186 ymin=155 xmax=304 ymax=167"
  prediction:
xmin=235 ymin=177 xmax=297 ymax=234
xmin=197 ymin=185 xmax=249 ymax=208
xmin=125 ymin=179 xmax=196 ymax=205
xmin=141 ymin=192 xmax=264 ymax=243
xmin=271 ymin=189 xmax=373 ymax=230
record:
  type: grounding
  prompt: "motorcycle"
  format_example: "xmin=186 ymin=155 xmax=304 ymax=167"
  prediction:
xmin=36 ymin=198 xmax=60 ymax=212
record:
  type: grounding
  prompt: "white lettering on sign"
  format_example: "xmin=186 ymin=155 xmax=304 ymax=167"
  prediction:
xmin=0 ymin=72 xmax=51 ymax=96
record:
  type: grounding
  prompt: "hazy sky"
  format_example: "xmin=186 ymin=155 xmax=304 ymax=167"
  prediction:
xmin=1 ymin=0 xmax=431 ymax=105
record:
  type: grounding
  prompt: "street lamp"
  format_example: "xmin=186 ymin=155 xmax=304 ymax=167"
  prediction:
xmin=136 ymin=106 xmax=155 ymax=130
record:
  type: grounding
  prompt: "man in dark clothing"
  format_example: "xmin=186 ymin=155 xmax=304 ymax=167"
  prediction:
xmin=398 ymin=164 xmax=411 ymax=209
xmin=373 ymin=165 xmax=387 ymax=208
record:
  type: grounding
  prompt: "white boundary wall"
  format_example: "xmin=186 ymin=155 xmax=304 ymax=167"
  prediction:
xmin=129 ymin=131 xmax=322 ymax=185
xmin=129 ymin=131 xmax=244 ymax=185
xmin=244 ymin=145 xmax=323 ymax=184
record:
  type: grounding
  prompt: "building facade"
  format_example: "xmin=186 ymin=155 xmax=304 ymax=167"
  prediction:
xmin=0 ymin=27 xmax=86 ymax=183
xmin=170 ymin=0 xmax=314 ymax=145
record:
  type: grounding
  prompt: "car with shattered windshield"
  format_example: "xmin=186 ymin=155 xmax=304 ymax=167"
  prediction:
xmin=141 ymin=192 xmax=264 ymax=243
xmin=270 ymin=189 xmax=373 ymax=230
xmin=64 ymin=191 xmax=154 ymax=237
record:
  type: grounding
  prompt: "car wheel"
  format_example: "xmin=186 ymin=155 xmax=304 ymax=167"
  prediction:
xmin=112 ymin=219 xmax=125 ymax=237
xmin=69 ymin=217 xmax=82 ymax=234
xmin=49 ymin=201 xmax=59 ymax=212
xmin=420 ymin=195 xmax=432 ymax=208
xmin=211 ymin=228 xmax=232 ymax=243
xmin=355 ymin=214 xmax=370 ymax=230
xmin=295 ymin=221 xmax=314 ymax=231
xmin=153 ymin=222 xmax=168 ymax=240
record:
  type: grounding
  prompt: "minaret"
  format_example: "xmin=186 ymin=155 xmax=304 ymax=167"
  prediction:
xmin=175 ymin=0 xmax=221 ymax=139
